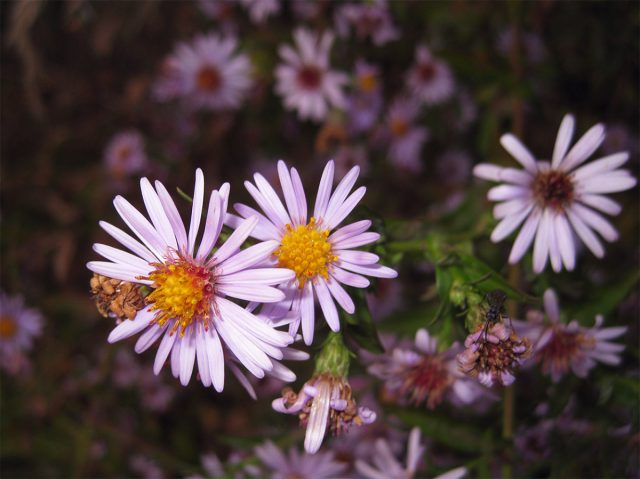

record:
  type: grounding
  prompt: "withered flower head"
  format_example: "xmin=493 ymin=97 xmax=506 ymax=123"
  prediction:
xmin=90 ymin=273 xmax=146 ymax=322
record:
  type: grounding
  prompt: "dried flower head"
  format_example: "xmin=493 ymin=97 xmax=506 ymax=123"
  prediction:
xmin=90 ymin=273 xmax=146 ymax=322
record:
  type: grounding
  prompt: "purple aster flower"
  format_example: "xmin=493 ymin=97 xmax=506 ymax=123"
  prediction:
xmin=103 ymin=130 xmax=148 ymax=180
xmin=367 ymin=329 xmax=489 ymax=409
xmin=457 ymin=321 xmax=531 ymax=387
xmin=153 ymin=32 xmax=252 ymax=111
xmin=239 ymin=0 xmax=280 ymax=24
xmin=275 ymin=28 xmax=348 ymax=122
xmin=334 ymin=0 xmax=400 ymax=46
xmin=384 ymin=98 xmax=429 ymax=173
xmin=406 ymin=45 xmax=455 ymax=106
xmin=87 ymin=169 xmax=300 ymax=392
xmin=272 ymin=373 xmax=377 ymax=454
xmin=254 ymin=441 xmax=348 ymax=478
xmin=347 ymin=60 xmax=383 ymax=134
xmin=355 ymin=427 xmax=467 ymax=479
xmin=0 ymin=291 xmax=43 ymax=374
xmin=514 ymin=289 xmax=627 ymax=382
xmin=228 ymin=160 xmax=398 ymax=345
xmin=474 ymin=113 xmax=637 ymax=273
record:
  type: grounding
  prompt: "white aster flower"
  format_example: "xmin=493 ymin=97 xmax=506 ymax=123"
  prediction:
xmin=514 ymin=289 xmax=627 ymax=382
xmin=355 ymin=427 xmax=467 ymax=479
xmin=103 ymin=130 xmax=148 ymax=180
xmin=474 ymin=113 xmax=637 ymax=273
xmin=275 ymin=28 xmax=348 ymax=122
xmin=229 ymin=160 xmax=398 ymax=345
xmin=153 ymin=32 xmax=252 ymax=111
xmin=407 ymin=45 xmax=455 ymax=106
xmin=87 ymin=169 xmax=299 ymax=392
xmin=0 ymin=292 xmax=43 ymax=372
xmin=254 ymin=440 xmax=348 ymax=478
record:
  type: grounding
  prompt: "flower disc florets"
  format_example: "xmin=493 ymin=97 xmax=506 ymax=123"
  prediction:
xmin=532 ymin=170 xmax=575 ymax=211
xmin=274 ymin=217 xmax=337 ymax=288
xmin=143 ymin=252 xmax=217 ymax=336
xmin=457 ymin=322 xmax=530 ymax=387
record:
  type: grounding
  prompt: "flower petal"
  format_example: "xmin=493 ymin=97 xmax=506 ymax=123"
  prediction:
xmin=500 ymin=133 xmax=538 ymax=173
xmin=551 ymin=114 xmax=575 ymax=168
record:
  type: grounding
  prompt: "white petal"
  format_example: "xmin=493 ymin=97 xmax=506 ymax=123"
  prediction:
xmin=187 ymin=169 xmax=205 ymax=255
xmin=204 ymin=326 xmax=225 ymax=392
xmin=179 ymin=326 xmax=197 ymax=385
xmin=114 ymin=196 xmax=166 ymax=260
xmin=134 ymin=324 xmax=164 ymax=353
xmin=87 ymin=261 xmax=152 ymax=284
xmin=548 ymin=219 xmax=563 ymax=272
xmin=571 ymin=152 xmax=629 ymax=181
xmin=336 ymin=250 xmax=379 ymax=265
xmin=254 ymin=172 xmax=292 ymax=226
xmin=290 ymin=167 xmax=308 ymax=225
xmin=554 ymin=214 xmax=576 ymax=271
xmin=304 ymin=380 xmax=330 ymax=454
xmin=219 ymin=268 xmax=294 ymax=285
xmin=99 ymin=221 xmax=156 ymax=263
xmin=330 ymin=267 xmax=370 ymax=288
xmin=323 ymin=165 xmax=360 ymax=224
xmin=325 ymin=186 xmax=366 ymax=230
xmin=212 ymin=216 xmax=259 ymax=265
xmin=561 ymin=123 xmax=605 ymax=172
xmin=300 ymin=282 xmax=315 ymax=345
xmin=551 ymin=114 xmax=575 ymax=168
xmin=195 ymin=325 xmax=211 ymax=387
xmin=277 ymin=161 xmax=302 ymax=225
xmin=196 ymin=191 xmax=223 ymax=261
xmin=533 ymin=209 xmax=552 ymax=273
xmin=218 ymin=283 xmax=285 ymax=303
xmin=337 ymin=261 xmax=397 ymax=278
xmin=487 ymin=184 xmax=530 ymax=202
xmin=500 ymin=133 xmax=538 ymax=173
xmin=140 ymin=178 xmax=177 ymax=250
xmin=315 ymin=278 xmax=340 ymax=331
xmin=332 ymin=232 xmax=380 ymax=250
xmin=233 ymin=203 xmax=282 ymax=240
xmin=490 ymin=205 xmax=533 ymax=242
xmin=92 ymin=244 xmax=152 ymax=274
xmin=508 ymin=208 xmax=542 ymax=263
xmin=572 ymin=204 xmax=619 ymax=242
xmin=313 ymin=161 xmax=335 ymax=219
xmin=328 ymin=219 xmax=372 ymax=243
xmin=578 ymin=194 xmax=621 ymax=216
xmin=576 ymin=173 xmax=636 ymax=194
xmin=154 ymin=181 xmax=189 ymax=251
xmin=218 ymin=240 xmax=280 ymax=275
xmin=325 ymin=276 xmax=355 ymax=313
xmin=153 ymin=328 xmax=177 ymax=375
xmin=566 ymin=208 xmax=605 ymax=258
xmin=107 ymin=307 xmax=153 ymax=343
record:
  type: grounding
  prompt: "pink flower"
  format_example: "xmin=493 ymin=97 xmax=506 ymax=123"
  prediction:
xmin=474 ymin=113 xmax=637 ymax=273
xmin=406 ymin=45 xmax=455 ymax=106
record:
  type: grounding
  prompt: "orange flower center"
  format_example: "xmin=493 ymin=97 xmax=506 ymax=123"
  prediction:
xmin=0 ymin=315 xmax=18 ymax=339
xmin=196 ymin=65 xmax=222 ymax=92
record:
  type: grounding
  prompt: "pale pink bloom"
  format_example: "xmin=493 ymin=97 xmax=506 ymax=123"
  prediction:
xmin=229 ymin=160 xmax=397 ymax=345
xmin=334 ymin=0 xmax=399 ymax=46
xmin=348 ymin=60 xmax=383 ymax=134
xmin=0 ymin=291 xmax=43 ymax=373
xmin=368 ymin=329 xmax=489 ymax=409
xmin=514 ymin=289 xmax=627 ymax=382
xmin=129 ymin=455 xmax=163 ymax=479
xmin=384 ymin=98 xmax=429 ymax=173
xmin=407 ymin=45 xmax=455 ymax=106
xmin=275 ymin=28 xmax=348 ymax=122
xmin=254 ymin=441 xmax=348 ymax=478
xmin=474 ymin=114 xmax=637 ymax=273
xmin=240 ymin=0 xmax=280 ymax=24
xmin=103 ymin=130 xmax=148 ymax=179
xmin=153 ymin=32 xmax=252 ymax=111
xmin=87 ymin=169 xmax=299 ymax=393
xmin=457 ymin=322 xmax=530 ymax=388
xmin=355 ymin=427 xmax=467 ymax=479
xmin=272 ymin=373 xmax=377 ymax=454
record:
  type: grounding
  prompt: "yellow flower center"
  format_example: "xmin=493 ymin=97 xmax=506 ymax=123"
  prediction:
xmin=358 ymin=72 xmax=377 ymax=93
xmin=274 ymin=217 xmax=337 ymax=289
xmin=0 ymin=315 xmax=18 ymax=339
xmin=143 ymin=254 xmax=216 ymax=336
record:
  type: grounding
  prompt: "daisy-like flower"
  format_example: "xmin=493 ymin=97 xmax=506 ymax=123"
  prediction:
xmin=229 ymin=160 xmax=397 ymax=345
xmin=153 ymin=32 xmax=252 ymax=111
xmin=103 ymin=130 xmax=148 ymax=180
xmin=275 ymin=28 xmax=348 ymax=122
xmin=0 ymin=292 xmax=43 ymax=373
xmin=254 ymin=441 xmax=348 ymax=479
xmin=239 ymin=0 xmax=280 ymax=24
xmin=384 ymin=98 xmax=429 ymax=173
xmin=514 ymin=289 xmax=627 ymax=382
xmin=87 ymin=169 xmax=298 ymax=392
xmin=367 ymin=329 xmax=489 ymax=409
xmin=273 ymin=373 xmax=377 ymax=454
xmin=474 ymin=114 xmax=637 ymax=273
xmin=355 ymin=427 xmax=467 ymax=479
xmin=406 ymin=45 xmax=455 ymax=106
xmin=334 ymin=0 xmax=400 ymax=46
xmin=457 ymin=321 xmax=530 ymax=387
